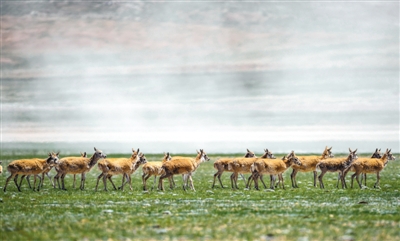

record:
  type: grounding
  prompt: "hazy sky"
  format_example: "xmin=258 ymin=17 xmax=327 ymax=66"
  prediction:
xmin=1 ymin=2 xmax=399 ymax=153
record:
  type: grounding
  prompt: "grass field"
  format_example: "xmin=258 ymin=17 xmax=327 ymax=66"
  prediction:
xmin=1 ymin=152 xmax=399 ymax=241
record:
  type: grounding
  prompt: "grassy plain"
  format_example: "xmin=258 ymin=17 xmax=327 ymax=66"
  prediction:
xmin=1 ymin=152 xmax=399 ymax=241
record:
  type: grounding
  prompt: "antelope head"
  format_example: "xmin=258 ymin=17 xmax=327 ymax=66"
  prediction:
xmin=47 ymin=152 xmax=60 ymax=166
xmin=197 ymin=149 xmax=210 ymax=162
xmin=244 ymin=149 xmax=257 ymax=158
xmin=348 ymin=148 xmax=358 ymax=160
xmin=138 ymin=152 xmax=148 ymax=165
xmin=371 ymin=148 xmax=382 ymax=159
xmin=264 ymin=148 xmax=276 ymax=159
xmin=323 ymin=146 xmax=334 ymax=158
xmin=286 ymin=150 xmax=301 ymax=166
xmin=386 ymin=148 xmax=395 ymax=161
xmin=94 ymin=147 xmax=107 ymax=159
xmin=131 ymin=148 xmax=140 ymax=159
xmin=163 ymin=152 xmax=172 ymax=161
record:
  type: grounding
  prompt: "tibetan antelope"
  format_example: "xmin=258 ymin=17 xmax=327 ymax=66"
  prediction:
xmin=252 ymin=151 xmax=301 ymax=190
xmin=24 ymin=152 xmax=87 ymax=189
xmin=345 ymin=148 xmax=395 ymax=189
xmin=54 ymin=147 xmax=106 ymax=190
xmin=228 ymin=149 xmax=273 ymax=189
xmin=291 ymin=146 xmax=334 ymax=188
xmin=337 ymin=148 xmax=381 ymax=188
xmin=316 ymin=148 xmax=358 ymax=189
xmin=212 ymin=149 xmax=257 ymax=188
xmin=158 ymin=149 xmax=210 ymax=191
xmin=96 ymin=148 xmax=147 ymax=191
xmin=4 ymin=152 xmax=60 ymax=192
xmin=142 ymin=152 xmax=173 ymax=191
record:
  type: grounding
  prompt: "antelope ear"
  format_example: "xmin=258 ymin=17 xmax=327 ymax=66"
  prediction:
xmin=389 ymin=149 xmax=391 ymax=153
xmin=349 ymin=148 xmax=352 ymax=153
xmin=379 ymin=148 xmax=381 ymax=152
xmin=375 ymin=148 xmax=378 ymax=152
xmin=354 ymin=149 xmax=358 ymax=153
xmin=94 ymin=147 xmax=98 ymax=152
xmin=196 ymin=149 xmax=199 ymax=154
xmin=167 ymin=152 xmax=170 ymax=156
xmin=137 ymin=148 xmax=140 ymax=153
xmin=56 ymin=151 xmax=60 ymax=156
xmin=247 ymin=149 xmax=251 ymax=152
xmin=84 ymin=152 xmax=86 ymax=156
xmin=329 ymin=147 xmax=332 ymax=150
xmin=48 ymin=152 xmax=52 ymax=156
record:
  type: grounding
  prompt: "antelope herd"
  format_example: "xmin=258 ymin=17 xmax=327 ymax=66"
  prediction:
xmin=1 ymin=147 xmax=396 ymax=192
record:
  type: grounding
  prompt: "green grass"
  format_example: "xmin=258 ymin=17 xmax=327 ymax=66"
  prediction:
xmin=1 ymin=153 xmax=400 ymax=240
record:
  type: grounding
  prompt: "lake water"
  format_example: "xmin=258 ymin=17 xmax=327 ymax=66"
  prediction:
xmin=2 ymin=70 xmax=399 ymax=153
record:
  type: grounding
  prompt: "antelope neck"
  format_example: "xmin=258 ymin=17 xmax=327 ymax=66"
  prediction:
xmin=88 ymin=155 xmax=99 ymax=167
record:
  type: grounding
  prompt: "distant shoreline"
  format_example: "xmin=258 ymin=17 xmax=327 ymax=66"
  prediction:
xmin=2 ymin=141 xmax=398 ymax=155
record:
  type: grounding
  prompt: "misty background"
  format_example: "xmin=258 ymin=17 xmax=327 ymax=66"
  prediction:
xmin=1 ymin=1 xmax=399 ymax=154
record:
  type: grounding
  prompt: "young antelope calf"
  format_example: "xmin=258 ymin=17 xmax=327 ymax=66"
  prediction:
xmin=252 ymin=151 xmax=301 ymax=190
xmin=291 ymin=146 xmax=334 ymax=188
xmin=212 ymin=149 xmax=257 ymax=188
xmin=4 ymin=152 xmax=60 ymax=192
xmin=316 ymin=148 xmax=358 ymax=189
xmin=345 ymin=148 xmax=395 ymax=189
xmin=96 ymin=148 xmax=147 ymax=191
xmin=54 ymin=147 xmax=106 ymax=190
xmin=142 ymin=152 xmax=172 ymax=191
xmin=158 ymin=149 xmax=210 ymax=191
